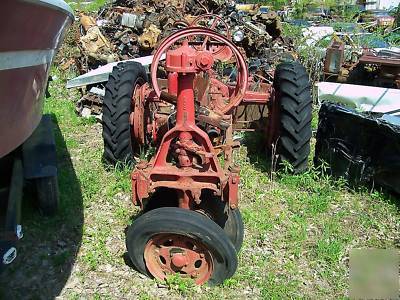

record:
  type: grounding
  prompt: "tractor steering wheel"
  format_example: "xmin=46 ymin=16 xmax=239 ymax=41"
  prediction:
xmin=150 ymin=27 xmax=248 ymax=114
xmin=191 ymin=14 xmax=232 ymax=62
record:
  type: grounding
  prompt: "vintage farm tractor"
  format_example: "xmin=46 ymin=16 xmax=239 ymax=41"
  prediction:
xmin=102 ymin=23 xmax=311 ymax=285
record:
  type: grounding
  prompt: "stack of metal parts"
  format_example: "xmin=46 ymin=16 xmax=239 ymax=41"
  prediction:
xmin=67 ymin=0 xmax=295 ymax=118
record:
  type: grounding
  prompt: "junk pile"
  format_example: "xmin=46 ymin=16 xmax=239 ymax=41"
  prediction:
xmin=323 ymin=38 xmax=400 ymax=88
xmin=298 ymin=17 xmax=400 ymax=194
xmin=68 ymin=0 xmax=295 ymax=118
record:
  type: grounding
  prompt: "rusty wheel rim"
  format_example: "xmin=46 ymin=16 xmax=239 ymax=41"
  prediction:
xmin=144 ymin=234 xmax=214 ymax=285
xmin=130 ymin=83 xmax=145 ymax=145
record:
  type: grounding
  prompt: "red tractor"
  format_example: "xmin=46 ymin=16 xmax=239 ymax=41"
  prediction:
xmin=102 ymin=25 xmax=311 ymax=285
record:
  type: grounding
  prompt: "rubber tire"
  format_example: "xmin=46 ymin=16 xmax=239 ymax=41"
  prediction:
xmin=196 ymin=199 xmax=244 ymax=252
xmin=142 ymin=191 xmax=244 ymax=252
xmin=35 ymin=175 xmax=59 ymax=216
xmin=223 ymin=208 xmax=244 ymax=252
xmin=271 ymin=61 xmax=312 ymax=173
xmin=102 ymin=61 xmax=147 ymax=166
xmin=126 ymin=207 xmax=238 ymax=286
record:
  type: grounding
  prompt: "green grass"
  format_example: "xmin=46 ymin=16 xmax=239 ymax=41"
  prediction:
xmin=164 ymin=274 xmax=196 ymax=296
xmin=66 ymin=0 xmax=111 ymax=12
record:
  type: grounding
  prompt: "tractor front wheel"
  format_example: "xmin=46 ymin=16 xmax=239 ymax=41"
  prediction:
xmin=195 ymin=198 xmax=244 ymax=252
xmin=126 ymin=207 xmax=238 ymax=285
xmin=266 ymin=61 xmax=312 ymax=173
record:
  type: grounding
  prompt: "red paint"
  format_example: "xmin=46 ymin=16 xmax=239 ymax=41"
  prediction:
xmin=168 ymin=72 xmax=178 ymax=96
xmin=132 ymin=34 xmax=236 ymax=210
xmin=150 ymin=27 xmax=249 ymax=114
xmin=131 ymin=27 xmax=277 ymax=215
xmin=144 ymin=234 xmax=213 ymax=285
xmin=0 ymin=0 xmax=73 ymax=158
xmin=175 ymin=74 xmax=196 ymax=126
xmin=0 ymin=0 xmax=73 ymax=52
xmin=131 ymin=27 xmax=276 ymax=211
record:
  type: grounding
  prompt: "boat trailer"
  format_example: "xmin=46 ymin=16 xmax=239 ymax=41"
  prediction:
xmin=0 ymin=116 xmax=59 ymax=271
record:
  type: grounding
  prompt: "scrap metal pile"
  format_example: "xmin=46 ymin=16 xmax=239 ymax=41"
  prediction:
xmin=72 ymin=0 xmax=295 ymax=117
xmin=323 ymin=40 xmax=400 ymax=88
xmin=313 ymin=19 xmax=400 ymax=195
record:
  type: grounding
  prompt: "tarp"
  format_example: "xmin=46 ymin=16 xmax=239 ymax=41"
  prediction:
xmin=314 ymin=102 xmax=400 ymax=194
xmin=317 ymin=82 xmax=400 ymax=116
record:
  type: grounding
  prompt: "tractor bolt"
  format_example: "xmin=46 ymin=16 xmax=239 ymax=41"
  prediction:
xmin=196 ymin=52 xmax=214 ymax=70
xmin=200 ymin=56 xmax=210 ymax=67
xmin=171 ymin=253 xmax=186 ymax=268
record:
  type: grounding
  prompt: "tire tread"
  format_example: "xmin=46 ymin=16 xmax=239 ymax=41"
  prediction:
xmin=273 ymin=61 xmax=312 ymax=173
xmin=102 ymin=62 xmax=147 ymax=166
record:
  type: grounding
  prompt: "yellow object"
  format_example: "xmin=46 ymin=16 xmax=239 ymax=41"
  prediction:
xmin=235 ymin=4 xmax=258 ymax=13
xmin=138 ymin=24 xmax=162 ymax=50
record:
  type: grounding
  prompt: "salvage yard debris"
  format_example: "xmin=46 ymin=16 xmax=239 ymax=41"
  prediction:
xmin=74 ymin=0 xmax=291 ymax=72
xmin=65 ymin=1 xmax=400 ymax=196
xmin=313 ymin=9 xmax=400 ymax=194
xmin=79 ymin=14 xmax=118 ymax=63
xmin=323 ymin=38 xmax=400 ymax=87
xmin=67 ymin=0 xmax=294 ymax=118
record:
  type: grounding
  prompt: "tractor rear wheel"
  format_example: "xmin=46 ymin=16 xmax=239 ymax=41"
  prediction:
xmin=126 ymin=207 xmax=238 ymax=285
xmin=267 ymin=61 xmax=312 ymax=173
xmin=102 ymin=62 xmax=147 ymax=166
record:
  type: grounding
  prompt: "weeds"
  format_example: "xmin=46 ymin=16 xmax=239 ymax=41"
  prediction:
xmin=67 ymin=0 xmax=111 ymax=12
xmin=164 ymin=274 xmax=196 ymax=296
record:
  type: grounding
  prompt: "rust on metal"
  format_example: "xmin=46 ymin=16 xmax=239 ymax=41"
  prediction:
xmin=130 ymin=27 xmax=264 ymax=211
xmin=144 ymin=234 xmax=213 ymax=285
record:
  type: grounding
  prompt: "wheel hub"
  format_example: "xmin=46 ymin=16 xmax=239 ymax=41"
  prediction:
xmin=171 ymin=252 xmax=187 ymax=268
xmin=144 ymin=234 xmax=213 ymax=284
